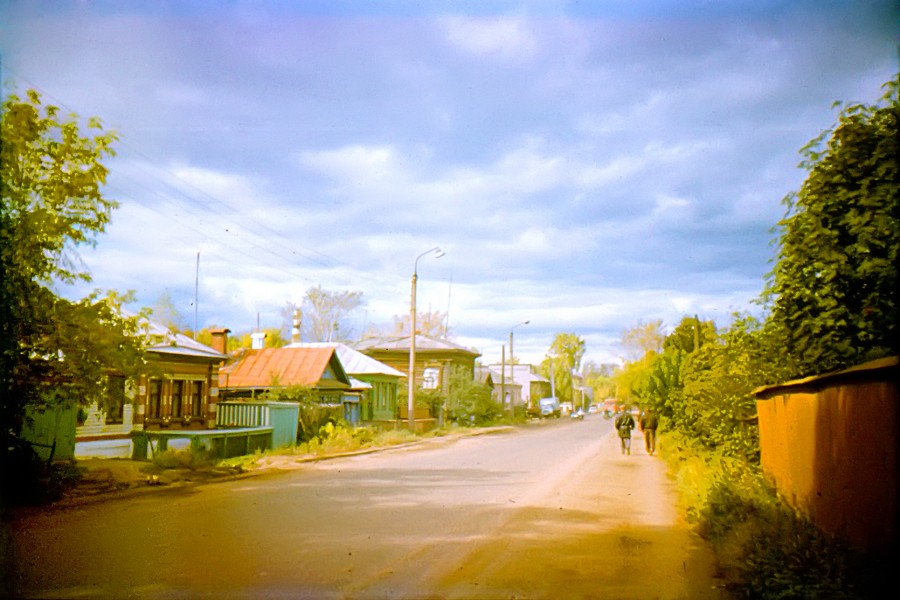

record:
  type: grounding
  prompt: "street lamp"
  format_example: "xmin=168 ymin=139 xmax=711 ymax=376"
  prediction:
xmin=409 ymin=246 xmax=444 ymax=430
xmin=509 ymin=320 xmax=530 ymax=367
xmin=504 ymin=320 xmax=530 ymax=414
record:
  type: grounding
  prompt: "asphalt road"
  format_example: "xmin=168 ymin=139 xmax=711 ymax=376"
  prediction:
xmin=2 ymin=416 xmax=726 ymax=599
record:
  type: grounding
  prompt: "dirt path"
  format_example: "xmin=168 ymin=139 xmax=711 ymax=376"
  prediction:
xmin=427 ymin=428 xmax=727 ymax=599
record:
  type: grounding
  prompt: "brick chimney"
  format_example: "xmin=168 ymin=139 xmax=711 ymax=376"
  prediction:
xmin=209 ymin=327 xmax=230 ymax=355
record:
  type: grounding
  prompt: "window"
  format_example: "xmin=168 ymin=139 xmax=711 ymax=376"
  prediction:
xmin=148 ymin=379 xmax=162 ymax=419
xmin=191 ymin=381 xmax=203 ymax=417
xmin=422 ymin=367 xmax=440 ymax=390
xmin=171 ymin=380 xmax=185 ymax=418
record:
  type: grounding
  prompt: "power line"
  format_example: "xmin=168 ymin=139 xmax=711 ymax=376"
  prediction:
xmin=3 ymin=67 xmax=405 ymax=293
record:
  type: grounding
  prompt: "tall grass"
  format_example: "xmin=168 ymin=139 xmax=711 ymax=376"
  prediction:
xmin=662 ymin=432 xmax=876 ymax=599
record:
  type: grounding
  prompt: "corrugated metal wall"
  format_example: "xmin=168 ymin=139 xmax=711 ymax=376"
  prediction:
xmin=755 ymin=357 xmax=898 ymax=552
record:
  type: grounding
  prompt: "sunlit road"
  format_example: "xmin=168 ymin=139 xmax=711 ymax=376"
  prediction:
xmin=3 ymin=417 xmax=725 ymax=599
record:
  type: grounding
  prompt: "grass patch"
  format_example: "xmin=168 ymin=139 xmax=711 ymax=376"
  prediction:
xmin=148 ymin=447 xmax=217 ymax=471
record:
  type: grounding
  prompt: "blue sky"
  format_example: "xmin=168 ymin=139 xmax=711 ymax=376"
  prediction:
xmin=1 ymin=1 xmax=896 ymax=366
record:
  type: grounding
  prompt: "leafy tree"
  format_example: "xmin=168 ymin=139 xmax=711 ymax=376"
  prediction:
xmin=300 ymin=285 xmax=364 ymax=342
xmin=612 ymin=320 xmax=667 ymax=407
xmin=149 ymin=289 xmax=187 ymax=332
xmin=232 ymin=327 xmax=287 ymax=349
xmin=389 ymin=309 xmax=449 ymax=338
xmin=765 ymin=75 xmax=899 ymax=377
xmin=677 ymin=315 xmax=792 ymax=461
xmin=663 ymin=315 xmax=717 ymax=354
xmin=540 ymin=332 xmax=585 ymax=405
xmin=259 ymin=384 xmax=338 ymax=442
xmin=582 ymin=361 xmax=616 ymax=403
xmin=445 ymin=366 xmax=496 ymax=425
xmin=619 ymin=319 xmax=665 ymax=362
xmin=1 ymin=89 xmax=144 ymax=440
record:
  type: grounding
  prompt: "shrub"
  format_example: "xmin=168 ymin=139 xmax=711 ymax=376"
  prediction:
xmin=665 ymin=431 xmax=872 ymax=599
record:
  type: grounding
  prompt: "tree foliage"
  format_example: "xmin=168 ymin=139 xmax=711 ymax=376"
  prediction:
xmin=539 ymin=332 xmax=585 ymax=405
xmin=259 ymin=384 xmax=339 ymax=442
xmin=1 ymin=89 xmax=145 ymax=437
xmin=582 ymin=361 xmax=616 ymax=402
xmin=615 ymin=314 xmax=786 ymax=461
xmin=388 ymin=309 xmax=449 ymax=338
xmin=766 ymin=75 xmax=899 ymax=377
xmin=298 ymin=285 xmax=364 ymax=343
xmin=149 ymin=289 xmax=187 ymax=333
xmin=619 ymin=319 xmax=665 ymax=362
xmin=445 ymin=366 xmax=496 ymax=425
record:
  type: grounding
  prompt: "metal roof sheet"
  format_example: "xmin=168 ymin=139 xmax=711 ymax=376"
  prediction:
xmin=285 ymin=342 xmax=406 ymax=378
xmin=219 ymin=347 xmax=348 ymax=389
xmin=354 ymin=334 xmax=480 ymax=356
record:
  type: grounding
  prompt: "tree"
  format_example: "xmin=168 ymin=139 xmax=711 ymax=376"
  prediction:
xmin=612 ymin=320 xmax=668 ymax=407
xmin=676 ymin=315 xmax=792 ymax=460
xmin=619 ymin=319 xmax=665 ymax=362
xmin=233 ymin=327 xmax=287 ymax=349
xmin=582 ymin=361 xmax=616 ymax=402
xmin=663 ymin=315 xmax=717 ymax=354
xmin=540 ymin=332 xmax=586 ymax=405
xmin=445 ymin=366 xmax=496 ymax=425
xmin=389 ymin=309 xmax=449 ymax=338
xmin=765 ymin=75 xmax=899 ymax=377
xmin=1 ymin=89 xmax=144 ymax=439
xmin=300 ymin=285 xmax=364 ymax=342
xmin=149 ymin=289 xmax=186 ymax=332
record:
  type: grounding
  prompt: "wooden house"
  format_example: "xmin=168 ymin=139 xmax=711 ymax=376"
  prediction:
xmin=218 ymin=346 xmax=352 ymax=404
xmin=285 ymin=342 xmax=406 ymax=426
xmin=75 ymin=320 xmax=228 ymax=457
xmin=354 ymin=335 xmax=481 ymax=397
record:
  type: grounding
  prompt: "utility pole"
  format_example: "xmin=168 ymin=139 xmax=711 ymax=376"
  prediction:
xmin=500 ymin=344 xmax=506 ymax=414
xmin=193 ymin=251 xmax=200 ymax=338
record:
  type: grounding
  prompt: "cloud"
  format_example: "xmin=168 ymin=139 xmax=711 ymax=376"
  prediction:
xmin=2 ymin=1 xmax=895 ymax=367
xmin=441 ymin=15 xmax=538 ymax=63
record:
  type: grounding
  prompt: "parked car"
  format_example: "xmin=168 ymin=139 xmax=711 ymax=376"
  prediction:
xmin=538 ymin=397 xmax=561 ymax=419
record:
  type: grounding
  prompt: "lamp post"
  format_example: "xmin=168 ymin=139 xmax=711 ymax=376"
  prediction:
xmin=409 ymin=246 xmax=444 ymax=430
xmin=506 ymin=320 xmax=529 ymax=414
xmin=509 ymin=320 xmax=530 ymax=368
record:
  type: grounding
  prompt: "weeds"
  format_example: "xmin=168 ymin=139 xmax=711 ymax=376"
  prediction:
xmin=663 ymin=432 xmax=875 ymax=599
xmin=149 ymin=447 xmax=217 ymax=471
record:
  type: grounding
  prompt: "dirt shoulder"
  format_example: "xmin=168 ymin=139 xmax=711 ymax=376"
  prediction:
xmin=50 ymin=425 xmax=518 ymax=508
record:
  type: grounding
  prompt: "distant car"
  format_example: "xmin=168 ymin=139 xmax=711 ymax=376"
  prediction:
xmin=570 ymin=408 xmax=585 ymax=420
xmin=587 ymin=405 xmax=599 ymax=414
xmin=538 ymin=397 xmax=561 ymax=419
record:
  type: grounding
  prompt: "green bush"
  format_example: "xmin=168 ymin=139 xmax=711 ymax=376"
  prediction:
xmin=665 ymin=432 xmax=872 ymax=599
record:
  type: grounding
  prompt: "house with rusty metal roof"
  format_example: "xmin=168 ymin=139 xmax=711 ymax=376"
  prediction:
xmin=284 ymin=342 xmax=405 ymax=426
xmin=219 ymin=346 xmax=351 ymax=402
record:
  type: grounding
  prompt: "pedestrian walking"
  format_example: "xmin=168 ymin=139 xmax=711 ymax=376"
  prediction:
xmin=614 ymin=407 xmax=636 ymax=455
xmin=639 ymin=408 xmax=659 ymax=455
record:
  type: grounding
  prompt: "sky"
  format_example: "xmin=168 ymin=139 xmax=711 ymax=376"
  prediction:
xmin=1 ymin=1 xmax=897 ymax=367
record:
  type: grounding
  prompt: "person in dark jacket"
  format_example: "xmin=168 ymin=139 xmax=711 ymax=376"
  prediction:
xmin=614 ymin=407 xmax=636 ymax=455
xmin=639 ymin=408 xmax=659 ymax=455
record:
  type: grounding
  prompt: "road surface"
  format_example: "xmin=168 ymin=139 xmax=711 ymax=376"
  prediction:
xmin=2 ymin=416 xmax=726 ymax=599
